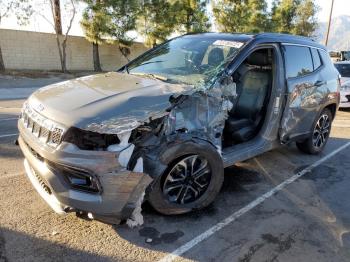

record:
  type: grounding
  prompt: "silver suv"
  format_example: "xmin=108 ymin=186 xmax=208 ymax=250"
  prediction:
xmin=18 ymin=33 xmax=340 ymax=224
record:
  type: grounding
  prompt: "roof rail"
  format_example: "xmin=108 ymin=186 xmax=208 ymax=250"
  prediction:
xmin=254 ymin=32 xmax=315 ymax=42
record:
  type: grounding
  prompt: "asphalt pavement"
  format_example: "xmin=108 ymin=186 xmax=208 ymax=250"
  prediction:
xmin=1 ymin=76 xmax=350 ymax=262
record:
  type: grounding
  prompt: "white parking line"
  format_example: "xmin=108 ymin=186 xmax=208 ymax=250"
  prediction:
xmin=158 ymin=141 xmax=350 ymax=262
xmin=0 ymin=133 xmax=18 ymax=138
xmin=333 ymin=124 xmax=350 ymax=128
xmin=0 ymin=117 xmax=18 ymax=122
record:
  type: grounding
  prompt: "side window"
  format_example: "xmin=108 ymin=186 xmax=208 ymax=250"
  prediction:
xmin=311 ymin=48 xmax=322 ymax=70
xmin=284 ymin=45 xmax=313 ymax=78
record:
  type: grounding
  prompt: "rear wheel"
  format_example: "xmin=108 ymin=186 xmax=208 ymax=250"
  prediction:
xmin=147 ymin=141 xmax=224 ymax=215
xmin=296 ymin=108 xmax=332 ymax=154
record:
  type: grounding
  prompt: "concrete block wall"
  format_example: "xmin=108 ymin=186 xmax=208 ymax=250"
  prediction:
xmin=0 ymin=28 xmax=148 ymax=71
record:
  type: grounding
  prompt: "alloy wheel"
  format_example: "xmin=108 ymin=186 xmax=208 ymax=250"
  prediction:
xmin=162 ymin=155 xmax=212 ymax=204
xmin=312 ymin=114 xmax=331 ymax=148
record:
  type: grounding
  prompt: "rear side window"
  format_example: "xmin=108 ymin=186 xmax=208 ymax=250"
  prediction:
xmin=311 ymin=48 xmax=322 ymax=70
xmin=284 ymin=45 xmax=313 ymax=78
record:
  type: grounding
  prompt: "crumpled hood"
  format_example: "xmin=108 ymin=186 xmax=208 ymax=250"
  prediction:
xmin=28 ymin=72 xmax=192 ymax=130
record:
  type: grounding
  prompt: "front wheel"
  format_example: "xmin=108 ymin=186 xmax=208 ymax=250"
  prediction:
xmin=296 ymin=108 xmax=333 ymax=154
xmin=147 ymin=141 xmax=224 ymax=215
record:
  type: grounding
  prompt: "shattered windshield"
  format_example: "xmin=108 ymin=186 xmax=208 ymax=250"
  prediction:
xmin=126 ymin=36 xmax=245 ymax=88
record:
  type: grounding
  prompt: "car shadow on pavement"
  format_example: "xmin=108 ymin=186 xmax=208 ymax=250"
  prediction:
xmin=0 ymin=227 xmax=114 ymax=262
xmin=113 ymin=137 xmax=350 ymax=260
xmin=113 ymin=163 xmax=268 ymax=254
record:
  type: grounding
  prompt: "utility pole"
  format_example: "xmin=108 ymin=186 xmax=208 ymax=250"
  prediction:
xmin=53 ymin=0 xmax=62 ymax=35
xmin=325 ymin=0 xmax=334 ymax=46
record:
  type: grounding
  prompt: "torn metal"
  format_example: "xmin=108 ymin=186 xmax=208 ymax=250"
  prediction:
xmin=96 ymin=75 xmax=234 ymax=179
xmin=20 ymin=68 xmax=238 ymax=225
xmin=126 ymin=192 xmax=145 ymax=228
xmin=163 ymin=87 xmax=235 ymax=153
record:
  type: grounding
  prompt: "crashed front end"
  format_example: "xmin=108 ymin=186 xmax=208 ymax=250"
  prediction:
xmin=18 ymin=79 xmax=234 ymax=225
xmin=18 ymin=102 xmax=153 ymax=225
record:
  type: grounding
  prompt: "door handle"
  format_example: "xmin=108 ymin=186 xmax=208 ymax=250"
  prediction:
xmin=314 ymin=80 xmax=326 ymax=87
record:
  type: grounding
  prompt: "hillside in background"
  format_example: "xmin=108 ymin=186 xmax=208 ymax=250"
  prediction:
xmin=316 ymin=15 xmax=350 ymax=51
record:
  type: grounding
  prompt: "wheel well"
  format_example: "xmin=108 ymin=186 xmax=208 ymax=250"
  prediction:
xmin=325 ymin=104 xmax=337 ymax=119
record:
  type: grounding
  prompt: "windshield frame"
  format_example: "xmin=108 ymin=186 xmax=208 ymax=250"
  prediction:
xmin=118 ymin=34 xmax=248 ymax=89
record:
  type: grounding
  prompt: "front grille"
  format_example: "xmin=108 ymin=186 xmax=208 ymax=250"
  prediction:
xmin=25 ymin=141 xmax=44 ymax=162
xmin=30 ymin=166 xmax=52 ymax=195
xmin=21 ymin=104 xmax=64 ymax=147
xmin=51 ymin=128 xmax=63 ymax=144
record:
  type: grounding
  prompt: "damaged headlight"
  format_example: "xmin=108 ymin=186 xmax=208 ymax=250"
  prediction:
xmin=62 ymin=127 xmax=120 ymax=150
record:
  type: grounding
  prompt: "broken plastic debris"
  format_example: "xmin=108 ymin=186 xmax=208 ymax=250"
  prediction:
xmin=107 ymin=131 xmax=132 ymax=152
xmin=51 ymin=231 xmax=59 ymax=236
xmin=133 ymin=157 xmax=144 ymax=173
xmin=126 ymin=192 xmax=145 ymax=228
xmin=107 ymin=131 xmax=135 ymax=167
xmin=118 ymin=144 xmax=135 ymax=167
xmin=145 ymin=238 xmax=153 ymax=243
xmin=222 ymin=99 xmax=233 ymax=111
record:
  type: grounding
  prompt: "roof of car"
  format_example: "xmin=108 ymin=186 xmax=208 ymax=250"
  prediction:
xmin=254 ymin=33 xmax=325 ymax=49
xmin=182 ymin=32 xmax=253 ymax=42
xmin=183 ymin=32 xmax=326 ymax=50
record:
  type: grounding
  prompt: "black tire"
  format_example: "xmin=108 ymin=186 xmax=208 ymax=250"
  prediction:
xmin=296 ymin=108 xmax=333 ymax=154
xmin=147 ymin=141 xmax=224 ymax=215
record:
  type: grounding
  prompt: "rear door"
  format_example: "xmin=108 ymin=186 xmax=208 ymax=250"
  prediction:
xmin=279 ymin=44 xmax=325 ymax=143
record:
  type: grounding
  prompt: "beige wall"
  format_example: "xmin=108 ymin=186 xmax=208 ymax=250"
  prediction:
xmin=0 ymin=28 xmax=148 ymax=71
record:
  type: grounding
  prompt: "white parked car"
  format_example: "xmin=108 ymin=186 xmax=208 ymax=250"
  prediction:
xmin=334 ymin=61 xmax=350 ymax=108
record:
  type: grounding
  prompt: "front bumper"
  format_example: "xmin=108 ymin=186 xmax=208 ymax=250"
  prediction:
xmin=18 ymin=120 xmax=152 ymax=224
xmin=340 ymin=89 xmax=350 ymax=108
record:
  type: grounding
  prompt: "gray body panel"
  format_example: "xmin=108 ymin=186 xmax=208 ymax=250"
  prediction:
xmin=18 ymin=33 xmax=340 ymax=223
xmin=28 ymin=72 xmax=192 ymax=131
xmin=18 ymin=121 xmax=152 ymax=222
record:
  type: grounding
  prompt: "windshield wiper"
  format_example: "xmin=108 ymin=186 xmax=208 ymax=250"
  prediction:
xmin=130 ymin=72 xmax=168 ymax=82
xmin=139 ymin=60 xmax=164 ymax=66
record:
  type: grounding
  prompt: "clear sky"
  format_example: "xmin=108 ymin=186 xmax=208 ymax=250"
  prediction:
xmin=1 ymin=0 xmax=350 ymax=36
xmin=315 ymin=0 xmax=350 ymax=22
